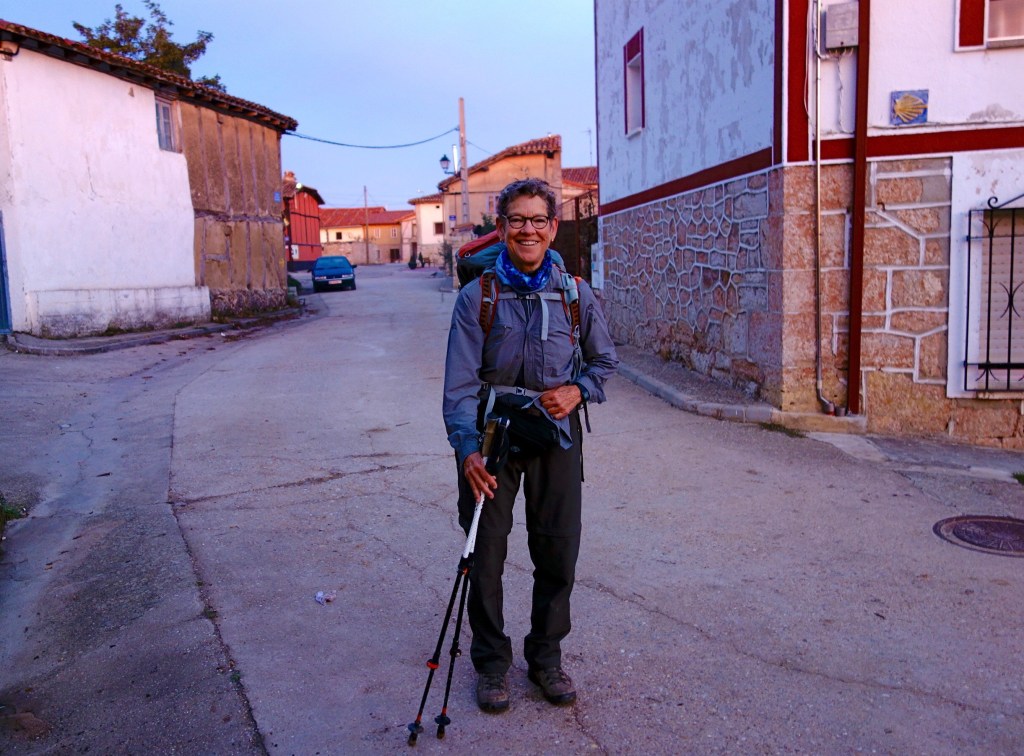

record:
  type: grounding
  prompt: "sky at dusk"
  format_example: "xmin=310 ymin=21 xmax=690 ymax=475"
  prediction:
xmin=6 ymin=0 xmax=599 ymax=210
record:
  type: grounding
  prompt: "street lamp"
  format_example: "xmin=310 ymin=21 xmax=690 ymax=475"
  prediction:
xmin=439 ymin=154 xmax=454 ymax=175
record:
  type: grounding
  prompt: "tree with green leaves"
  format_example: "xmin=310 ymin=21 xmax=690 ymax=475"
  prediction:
xmin=474 ymin=213 xmax=496 ymax=237
xmin=73 ymin=1 xmax=224 ymax=90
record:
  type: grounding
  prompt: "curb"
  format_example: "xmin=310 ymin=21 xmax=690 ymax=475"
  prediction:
xmin=617 ymin=363 xmax=867 ymax=436
xmin=2 ymin=307 xmax=304 ymax=357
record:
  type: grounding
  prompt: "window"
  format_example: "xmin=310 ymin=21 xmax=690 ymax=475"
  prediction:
xmin=964 ymin=204 xmax=1024 ymax=391
xmin=487 ymin=194 xmax=497 ymax=215
xmin=434 ymin=222 xmax=444 ymax=235
xmin=155 ymin=97 xmax=177 ymax=151
xmin=990 ymin=0 xmax=1024 ymax=43
xmin=373 ymin=228 xmax=381 ymax=239
xmin=624 ymin=29 xmax=645 ymax=134
xmin=334 ymin=231 xmax=343 ymax=240
xmin=391 ymin=227 xmax=398 ymax=238
xmin=958 ymin=0 xmax=1024 ymax=48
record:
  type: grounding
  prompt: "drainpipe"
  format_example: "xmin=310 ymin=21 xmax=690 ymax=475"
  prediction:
xmin=847 ymin=0 xmax=870 ymax=415
xmin=813 ymin=0 xmax=835 ymax=415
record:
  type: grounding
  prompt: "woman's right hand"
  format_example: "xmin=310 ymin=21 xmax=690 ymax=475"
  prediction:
xmin=463 ymin=451 xmax=497 ymax=501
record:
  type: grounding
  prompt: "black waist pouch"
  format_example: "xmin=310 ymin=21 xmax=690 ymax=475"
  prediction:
xmin=491 ymin=394 xmax=560 ymax=458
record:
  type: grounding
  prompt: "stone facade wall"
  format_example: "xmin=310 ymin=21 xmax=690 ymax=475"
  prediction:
xmin=603 ymin=159 xmax=1024 ymax=447
xmin=180 ymin=105 xmax=288 ymax=318
xmin=602 ymin=172 xmax=778 ymax=397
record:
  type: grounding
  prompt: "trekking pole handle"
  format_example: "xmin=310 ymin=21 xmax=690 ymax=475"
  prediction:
xmin=461 ymin=416 xmax=507 ymax=559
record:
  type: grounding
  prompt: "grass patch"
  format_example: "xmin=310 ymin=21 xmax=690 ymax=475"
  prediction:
xmin=1014 ymin=471 xmax=1024 ymax=485
xmin=758 ymin=422 xmax=805 ymax=438
xmin=0 ymin=493 xmax=28 ymax=552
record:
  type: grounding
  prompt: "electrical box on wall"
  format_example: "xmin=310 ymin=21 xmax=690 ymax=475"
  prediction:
xmin=824 ymin=1 xmax=859 ymax=50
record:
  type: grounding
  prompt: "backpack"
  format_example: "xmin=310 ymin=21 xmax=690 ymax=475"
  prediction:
xmin=456 ymin=232 xmax=581 ymax=345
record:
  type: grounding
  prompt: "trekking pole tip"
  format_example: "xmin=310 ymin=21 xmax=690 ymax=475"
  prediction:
xmin=435 ymin=713 xmax=451 ymax=739
xmin=407 ymin=722 xmax=423 ymax=746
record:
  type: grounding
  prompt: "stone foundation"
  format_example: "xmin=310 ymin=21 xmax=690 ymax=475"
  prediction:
xmin=209 ymin=287 xmax=287 ymax=319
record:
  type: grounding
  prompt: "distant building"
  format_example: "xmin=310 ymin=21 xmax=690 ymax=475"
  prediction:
xmin=439 ymin=136 xmax=563 ymax=248
xmin=595 ymin=1 xmax=1024 ymax=447
xmin=561 ymin=166 xmax=598 ymax=221
xmin=320 ymin=207 xmax=415 ymax=265
xmin=0 ymin=20 xmax=297 ymax=336
xmin=282 ymin=172 xmax=325 ymax=271
xmin=407 ymin=193 xmax=445 ymax=266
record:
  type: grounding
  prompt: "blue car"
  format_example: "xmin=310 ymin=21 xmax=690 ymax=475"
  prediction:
xmin=311 ymin=256 xmax=356 ymax=292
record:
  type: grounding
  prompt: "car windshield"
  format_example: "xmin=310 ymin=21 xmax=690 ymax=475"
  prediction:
xmin=314 ymin=257 xmax=352 ymax=272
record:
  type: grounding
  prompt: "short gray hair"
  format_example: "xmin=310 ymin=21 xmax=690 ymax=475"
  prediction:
xmin=497 ymin=178 xmax=556 ymax=220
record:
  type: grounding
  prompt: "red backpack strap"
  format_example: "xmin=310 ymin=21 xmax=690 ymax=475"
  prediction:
xmin=479 ymin=271 xmax=499 ymax=338
xmin=553 ymin=263 xmax=583 ymax=345
xmin=569 ymin=281 xmax=581 ymax=344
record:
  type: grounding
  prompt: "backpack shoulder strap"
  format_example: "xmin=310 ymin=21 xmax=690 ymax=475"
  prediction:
xmin=552 ymin=263 xmax=582 ymax=345
xmin=479 ymin=271 xmax=499 ymax=338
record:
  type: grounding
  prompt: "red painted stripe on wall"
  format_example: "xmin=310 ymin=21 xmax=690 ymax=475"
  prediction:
xmin=787 ymin=0 xmax=810 ymax=163
xmin=774 ymin=0 xmax=785 ymax=164
xmin=820 ymin=125 xmax=1024 ymax=161
xmin=599 ymin=148 xmax=774 ymax=216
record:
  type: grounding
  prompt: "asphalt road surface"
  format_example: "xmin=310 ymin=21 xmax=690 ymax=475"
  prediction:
xmin=2 ymin=264 xmax=1022 ymax=754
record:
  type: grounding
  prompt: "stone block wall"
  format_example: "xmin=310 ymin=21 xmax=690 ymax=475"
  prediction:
xmin=856 ymin=159 xmax=1023 ymax=446
xmin=180 ymin=105 xmax=288 ymax=318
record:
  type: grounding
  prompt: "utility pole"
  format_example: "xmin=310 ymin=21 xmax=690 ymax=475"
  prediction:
xmin=363 ymin=185 xmax=370 ymax=264
xmin=458 ymin=97 xmax=469 ymax=230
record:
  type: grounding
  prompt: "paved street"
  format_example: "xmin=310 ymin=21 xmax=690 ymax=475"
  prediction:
xmin=2 ymin=264 xmax=1023 ymax=754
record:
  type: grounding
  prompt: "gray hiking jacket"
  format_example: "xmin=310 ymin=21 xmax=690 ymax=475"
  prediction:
xmin=442 ymin=270 xmax=619 ymax=464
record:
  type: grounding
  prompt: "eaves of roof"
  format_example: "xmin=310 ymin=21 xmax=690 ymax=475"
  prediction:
xmin=409 ymin=193 xmax=443 ymax=204
xmin=438 ymin=135 xmax=561 ymax=190
xmin=562 ymin=166 xmax=598 ymax=187
xmin=0 ymin=18 xmax=298 ymax=132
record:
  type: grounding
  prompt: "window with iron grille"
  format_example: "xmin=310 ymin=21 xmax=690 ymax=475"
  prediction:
xmin=965 ymin=195 xmax=1024 ymax=391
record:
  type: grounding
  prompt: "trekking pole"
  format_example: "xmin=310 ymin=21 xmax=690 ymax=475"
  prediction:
xmin=408 ymin=417 xmax=508 ymax=746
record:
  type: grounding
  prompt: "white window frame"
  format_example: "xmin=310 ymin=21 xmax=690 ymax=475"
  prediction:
xmin=989 ymin=0 xmax=1024 ymax=45
xmin=948 ymin=153 xmax=1024 ymax=398
xmin=624 ymin=29 xmax=645 ymax=136
xmin=155 ymin=97 xmax=179 ymax=152
xmin=957 ymin=0 xmax=1024 ymax=49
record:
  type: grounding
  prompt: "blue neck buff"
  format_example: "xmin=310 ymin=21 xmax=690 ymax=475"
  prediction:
xmin=496 ymin=247 xmax=552 ymax=294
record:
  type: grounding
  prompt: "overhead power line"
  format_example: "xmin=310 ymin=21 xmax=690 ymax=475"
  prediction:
xmin=285 ymin=126 xmax=458 ymax=150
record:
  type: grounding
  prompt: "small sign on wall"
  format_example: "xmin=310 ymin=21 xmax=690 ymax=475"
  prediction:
xmin=890 ymin=90 xmax=928 ymax=126
xmin=590 ymin=243 xmax=604 ymax=290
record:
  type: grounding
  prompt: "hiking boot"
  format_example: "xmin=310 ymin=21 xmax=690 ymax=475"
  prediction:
xmin=476 ymin=672 xmax=510 ymax=713
xmin=528 ymin=666 xmax=577 ymax=705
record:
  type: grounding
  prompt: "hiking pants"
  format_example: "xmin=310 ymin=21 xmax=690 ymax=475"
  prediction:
xmin=457 ymin=412 xmax=583 ymax=675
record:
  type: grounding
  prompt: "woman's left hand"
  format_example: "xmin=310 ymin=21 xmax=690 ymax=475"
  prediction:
xmin=539 ymin=385 xmax=583 ymax=421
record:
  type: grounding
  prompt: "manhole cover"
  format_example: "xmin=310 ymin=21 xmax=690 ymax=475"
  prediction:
xmin=933 ymin=516 xmax=1024 ymax=557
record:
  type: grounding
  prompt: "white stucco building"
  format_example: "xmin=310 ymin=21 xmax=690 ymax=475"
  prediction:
xmin=595 ymin=0 xmax=1024 ymax=446
xmin=0 ymin=20 xmax=296 ymax=337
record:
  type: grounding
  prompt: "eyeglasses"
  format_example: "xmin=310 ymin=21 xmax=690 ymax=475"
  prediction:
xmin=502 ymin=215 xmax=551 ymax=230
